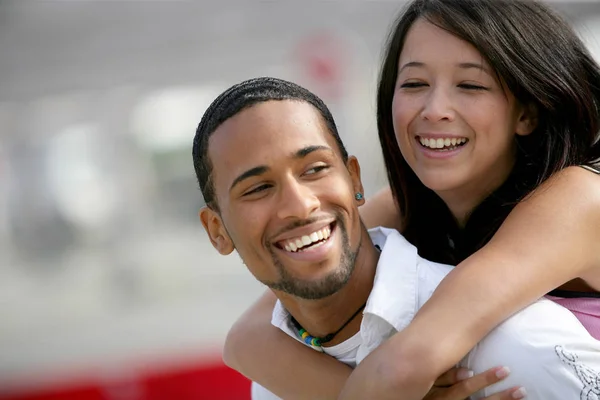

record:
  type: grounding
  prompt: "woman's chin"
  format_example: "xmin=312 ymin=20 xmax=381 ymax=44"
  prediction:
xmin=417 ymin=174 xmax=464 ymax=195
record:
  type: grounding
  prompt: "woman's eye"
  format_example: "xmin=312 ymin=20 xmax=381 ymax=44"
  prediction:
xmin=400 ymin=82 xmax=427 ymax=89
xmin=243 ymin=184 xmax=271 ymax=196
xmin=458 ymin=83 xmax=488 ymax=91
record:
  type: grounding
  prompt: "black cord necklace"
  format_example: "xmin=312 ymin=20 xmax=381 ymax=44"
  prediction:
xmin=290 ymin=301 xmax=367 ymax=347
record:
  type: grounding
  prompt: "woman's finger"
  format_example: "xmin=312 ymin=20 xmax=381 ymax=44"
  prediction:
xmin=433 ymin=367 xmax=475 ymax=387
xmin=482 ymin=386 xmax=527 ymax=399
xmin=426 ymin=366 xmax=513 ymax=400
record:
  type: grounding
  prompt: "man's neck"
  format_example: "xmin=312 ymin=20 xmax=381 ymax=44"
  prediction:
xmin=277 ymin=228 xmax=379 ymax=346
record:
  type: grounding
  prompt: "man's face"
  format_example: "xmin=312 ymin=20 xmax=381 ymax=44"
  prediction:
xmin=202 ymin=100 xmax=364 ymax=300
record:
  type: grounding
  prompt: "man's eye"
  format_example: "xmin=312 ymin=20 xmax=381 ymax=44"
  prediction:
xmin=243 ymin=184 xmax=271 ymax=196
xmin=305 ymin=165 xmax=330 ymax=175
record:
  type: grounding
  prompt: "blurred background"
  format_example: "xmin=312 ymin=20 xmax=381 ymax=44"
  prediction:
xmin=0 ymin=1 xmax=599 ymax=399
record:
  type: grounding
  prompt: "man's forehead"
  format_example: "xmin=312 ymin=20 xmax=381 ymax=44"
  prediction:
xmin=209 ymin=101 xmax=332 ymax=162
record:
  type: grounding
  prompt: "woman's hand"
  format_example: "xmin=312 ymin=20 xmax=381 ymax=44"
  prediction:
xmin=426 ymin=366 xmax=526 ymax=400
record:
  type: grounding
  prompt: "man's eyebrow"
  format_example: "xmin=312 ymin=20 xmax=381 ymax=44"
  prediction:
xmin=294 ymin=145 xmax=332 ymax=159
xmin=229 ymin=166 xmax=269 ymax=192
xmin=228 ymin=146 xmax=332 ymax=192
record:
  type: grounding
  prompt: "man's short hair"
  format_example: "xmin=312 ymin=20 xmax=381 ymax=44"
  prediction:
xmin=192 ymin=77 xmax=348 ymax=210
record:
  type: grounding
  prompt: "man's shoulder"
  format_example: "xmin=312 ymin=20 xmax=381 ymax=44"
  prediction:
xmin=369 ymin=226 xmax=452 ymax=276
xmin=367 ymin=226 xmax=409 ymax=251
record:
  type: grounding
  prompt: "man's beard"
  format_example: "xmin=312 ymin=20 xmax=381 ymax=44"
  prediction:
xmin=262 ymin=216 xmax=359 ymax=300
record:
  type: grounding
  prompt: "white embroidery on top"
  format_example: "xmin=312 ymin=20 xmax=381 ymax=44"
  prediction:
xmin=555 ymin=345 xmax=600 ymax=400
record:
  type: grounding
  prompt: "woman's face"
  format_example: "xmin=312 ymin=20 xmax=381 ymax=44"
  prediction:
xmin=392 ymin=19 xmax=534 ymax=220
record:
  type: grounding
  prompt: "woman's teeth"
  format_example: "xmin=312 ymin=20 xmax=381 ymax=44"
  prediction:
xmin=282 ymin=226 xmax=331 ymax=252
xmin=419 ymin=137 xmax=467 ymax=150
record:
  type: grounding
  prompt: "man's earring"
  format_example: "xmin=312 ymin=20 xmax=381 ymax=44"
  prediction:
xmin=355 ymin=193 xmax=364 ymax=201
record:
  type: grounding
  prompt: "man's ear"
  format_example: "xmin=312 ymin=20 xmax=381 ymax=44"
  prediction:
xmin=199 ymin=206 xmax=235 ymax=255
xmin=346 ymin=156 xmax=366 ymax=206
xmin=515 ymin=102 xmax=538 ymax=137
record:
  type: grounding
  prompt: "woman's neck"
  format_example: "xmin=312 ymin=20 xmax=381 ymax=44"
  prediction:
xmin=437 ymin=187 xmax=495 ymax=228
xmin=437 ymin=161 xmax=517 ymax=228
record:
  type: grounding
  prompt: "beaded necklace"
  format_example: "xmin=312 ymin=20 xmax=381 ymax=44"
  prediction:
xmin=290 ymin=301 xmax=367 ymax=348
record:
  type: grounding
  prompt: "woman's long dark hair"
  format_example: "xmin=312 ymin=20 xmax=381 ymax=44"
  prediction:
xmin=377 ymin=0 xmax=600 ymax=264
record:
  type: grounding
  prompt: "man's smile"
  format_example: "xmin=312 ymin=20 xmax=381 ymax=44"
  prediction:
xmin=273 ymin=222 xmax=338 ymax=263
xmin=276 ymin=223 xmax=334 ymax=252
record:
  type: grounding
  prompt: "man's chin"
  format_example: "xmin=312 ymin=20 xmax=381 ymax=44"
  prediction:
xmin=267 ymin=271 xmax=352 ymax=300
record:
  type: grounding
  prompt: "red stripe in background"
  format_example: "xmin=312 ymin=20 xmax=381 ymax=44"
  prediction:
xmin=0 ymin=360 xmax=251 ymax=400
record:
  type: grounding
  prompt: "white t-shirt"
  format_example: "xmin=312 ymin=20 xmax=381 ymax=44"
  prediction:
xmin=252 ymin=227 xmax=600 ymax=399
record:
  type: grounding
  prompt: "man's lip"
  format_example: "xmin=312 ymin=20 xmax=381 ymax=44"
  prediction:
xmin=271 ymin=220 xmax=335 ymax=244
xmin=273 ymin=223 xmax=337 ymax=261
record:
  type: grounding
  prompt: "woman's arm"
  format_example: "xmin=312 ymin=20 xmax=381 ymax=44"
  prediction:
xmin=339 ymin=166 xmax=600 ymax=399
xmin=359 ymin=186 xmax=403 ymax=231
xmin=224 ymin=290 xmax=515 ymax=400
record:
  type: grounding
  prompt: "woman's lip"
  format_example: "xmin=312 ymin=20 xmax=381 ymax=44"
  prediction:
xmin=416 ymin=134 xmax=466 ymax=139
xmin=415 ymin=137 xmax=467 ymax=159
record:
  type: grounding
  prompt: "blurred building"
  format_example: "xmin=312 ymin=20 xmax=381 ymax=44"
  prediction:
xmin=0 ymin=1 xmax=599 ymax=399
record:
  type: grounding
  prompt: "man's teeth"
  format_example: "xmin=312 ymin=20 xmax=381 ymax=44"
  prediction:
xmin=419 ymin=137 xmax=467 ymax=150
xmin=283 ymin=226 xmax=331 ymax=252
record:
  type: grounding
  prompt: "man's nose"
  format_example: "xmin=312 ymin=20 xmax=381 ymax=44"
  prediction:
xmin=276 ymin=178 xmax=320 ymax=221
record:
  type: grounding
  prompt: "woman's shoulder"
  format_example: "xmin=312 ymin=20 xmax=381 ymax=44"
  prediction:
xmin=537 ymin=165 xmax=600 ymax=196
xmin=513 ymin=165 xmax=600 ymax=286
xmin=579 ymin=164 xmax=600 ymax=175
xmin=518 ymin=165 xmax=600 ymax=229
xmin=564 ymin=164 xmax=600 ymax=193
